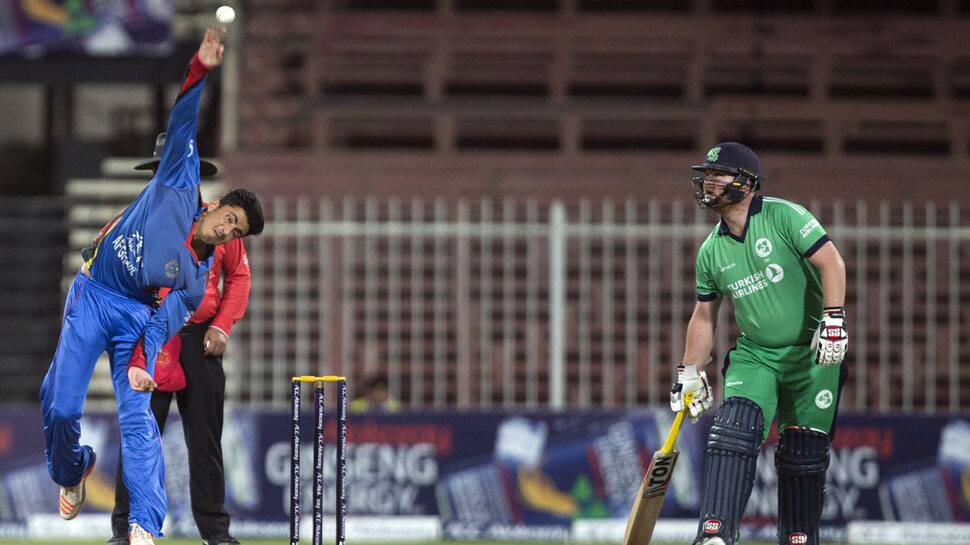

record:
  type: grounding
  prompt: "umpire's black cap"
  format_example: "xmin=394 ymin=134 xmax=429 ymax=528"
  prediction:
xmin=691 ymin=141 xmax=761 ymax=178
xmin=134 ymin=132 xmax=219 ymax=178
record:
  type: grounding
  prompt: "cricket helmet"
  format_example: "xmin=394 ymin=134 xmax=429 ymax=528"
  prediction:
xmin=690 ymin=142 xmax=762 ymax=208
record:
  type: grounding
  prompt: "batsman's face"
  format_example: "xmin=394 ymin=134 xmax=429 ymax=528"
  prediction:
xmin=197 ymin=201 xmax=250 ymax=245
xmin=699 ymin=172 xmax=735 ymax=200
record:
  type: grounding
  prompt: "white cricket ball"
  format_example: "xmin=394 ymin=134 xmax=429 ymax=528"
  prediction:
xmin=216 ymin=5 xmax=235 ymax=24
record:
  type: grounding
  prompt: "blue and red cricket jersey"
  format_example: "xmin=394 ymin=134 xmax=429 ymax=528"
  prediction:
xmin=40 ymin=52 xmax=216 ymax=537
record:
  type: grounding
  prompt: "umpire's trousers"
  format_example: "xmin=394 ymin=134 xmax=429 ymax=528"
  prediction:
xmin=111 ymin=321 xmax=231 ymax=540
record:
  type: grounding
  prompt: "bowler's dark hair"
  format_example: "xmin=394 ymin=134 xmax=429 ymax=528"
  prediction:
xmin=220 ymin=188 xmax=264 ymax=236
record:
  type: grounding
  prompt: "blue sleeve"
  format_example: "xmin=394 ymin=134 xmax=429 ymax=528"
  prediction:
xmin=140 ymin=289 xmax=201 ymax=369
xmin=155 ymin=55 xmax=209 ymax=191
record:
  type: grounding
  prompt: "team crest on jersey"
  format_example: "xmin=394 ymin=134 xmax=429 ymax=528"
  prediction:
xmin=815 ymin=389 xmax=834 ymax=409
xmin=165 ymin=259 xmax=180 ymax=280
xmin=755 ymin=237 xmax=773 ymax=258
xmin=706 ymin=147 xmax=721 ymax=162
xmin=765 ymin=263 xmax=784 ymax=283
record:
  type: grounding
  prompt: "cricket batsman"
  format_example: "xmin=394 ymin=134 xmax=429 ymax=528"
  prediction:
xmin=39 ymin=28 xmax=264 ymax=545
xmin=669 ymin=142 xmax=848 ymax=545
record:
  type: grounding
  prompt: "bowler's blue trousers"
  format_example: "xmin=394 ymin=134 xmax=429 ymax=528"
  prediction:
xmin=40 ymin=272 xmax=167 ymax=535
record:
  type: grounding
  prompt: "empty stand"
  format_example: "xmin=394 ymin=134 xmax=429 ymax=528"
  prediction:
xmin=569 ymin=38 xmax=690 ymax=98
xmin=231 ymin=4 xmax=970 ymax=203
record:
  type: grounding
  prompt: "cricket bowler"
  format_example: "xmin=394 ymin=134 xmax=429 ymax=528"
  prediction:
xmin=669 ymin=142 xmax=848 ymax=545
xmin=39 ymin=27 xmax=264 ymax=545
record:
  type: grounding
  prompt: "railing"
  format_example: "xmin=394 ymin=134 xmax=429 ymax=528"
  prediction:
xmin=232 ymin=197 xmax=970 ymax=414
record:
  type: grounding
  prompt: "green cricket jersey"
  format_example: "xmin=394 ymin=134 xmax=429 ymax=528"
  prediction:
xmin=695 ymin=195 xmax=830 ymax=348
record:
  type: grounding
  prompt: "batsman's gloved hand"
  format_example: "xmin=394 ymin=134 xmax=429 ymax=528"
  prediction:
xmin=670 ymin=363 xmax=713 ymax=424
xmin=812 ymin=306 xmax=848 ymax=366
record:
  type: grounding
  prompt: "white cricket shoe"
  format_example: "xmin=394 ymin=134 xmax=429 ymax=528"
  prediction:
xmin=128 ymin=523 xmax=154 ymax=545
xmin=59 ymin=450 xmax=96 ymax=520
xmin=700 ymin=538 xmax=726 ymax=545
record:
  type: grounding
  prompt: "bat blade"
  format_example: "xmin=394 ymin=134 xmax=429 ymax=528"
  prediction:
xmin=621 ymin=448 xmax=680 ymax=545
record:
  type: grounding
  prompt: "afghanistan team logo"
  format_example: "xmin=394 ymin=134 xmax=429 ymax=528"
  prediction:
xmin=165 ymin=259 xmax=180 ymax=280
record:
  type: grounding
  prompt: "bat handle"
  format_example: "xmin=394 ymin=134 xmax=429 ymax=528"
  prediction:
xmin=660 ymin=392 xmax=694 ymax=454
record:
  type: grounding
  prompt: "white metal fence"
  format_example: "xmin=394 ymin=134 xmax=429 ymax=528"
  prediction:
xmin=231 ymin=197 xmax=970 ymax=414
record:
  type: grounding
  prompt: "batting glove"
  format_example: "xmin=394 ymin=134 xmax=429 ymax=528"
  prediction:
xmin=812 ymin=306 xmax=848 ymax=366
xmin=670 ymin=364 xmax=713 ymax=424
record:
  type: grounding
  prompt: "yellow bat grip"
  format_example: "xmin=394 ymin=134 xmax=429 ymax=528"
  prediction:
xmin=660 ymin=392 xmax=693 ymax=455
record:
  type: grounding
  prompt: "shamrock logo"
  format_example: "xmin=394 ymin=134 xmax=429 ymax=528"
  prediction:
xmin=755 ymin=237 xmax=773 ymax=258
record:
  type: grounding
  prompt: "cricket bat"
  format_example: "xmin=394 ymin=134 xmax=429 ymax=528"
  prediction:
xmin=621 ymin=395 xmax=692 ymax=545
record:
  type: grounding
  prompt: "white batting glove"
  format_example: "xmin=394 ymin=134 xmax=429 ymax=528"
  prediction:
xmin=812 ymin=307 xmax=848 ymax=366
xmin=670 ymin=364 xmax=713 ymax=424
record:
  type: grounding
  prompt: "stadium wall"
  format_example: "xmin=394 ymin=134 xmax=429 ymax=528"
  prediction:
xmin=2 ymin=406 xmax=968 ymax=542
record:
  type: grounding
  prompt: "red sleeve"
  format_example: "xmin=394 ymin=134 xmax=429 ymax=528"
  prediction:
xmin=180 ymin=53 xmax=210 ymax=97
xmin=209 ymin=239 xmax=251 ymax=337
xmin=128 ymin=340 xmax=147 ymax=371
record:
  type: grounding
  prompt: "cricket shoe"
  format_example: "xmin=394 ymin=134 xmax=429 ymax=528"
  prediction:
xmin=129 ymin=523 xmax=154 ymax=545
xmin=699 ymin=538 xmax=726 ymax=545
xmin=59 ymin=447 xmax=97 ymax=520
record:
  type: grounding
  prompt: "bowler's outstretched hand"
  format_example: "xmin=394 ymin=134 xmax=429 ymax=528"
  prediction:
xmin=198 ymin=27 xmax=225 ymax=70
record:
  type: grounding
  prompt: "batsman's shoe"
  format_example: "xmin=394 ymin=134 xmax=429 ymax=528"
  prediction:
xmin=106 ymin=536 xmax=127 ymax=545
xmin=129 ymin=523 xmax=154 ymax=545
xmin=59 ymin=448 xmax=97 ymax=520
xmin=699 ymin=538 xmax=726 ymax=545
